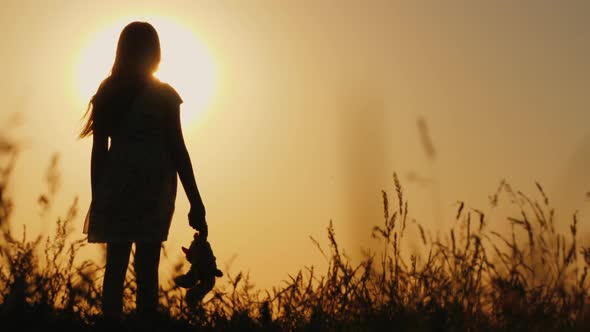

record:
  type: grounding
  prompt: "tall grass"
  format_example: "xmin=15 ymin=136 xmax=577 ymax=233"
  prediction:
xmin=1 ymin=139 xmax=590 ymax=331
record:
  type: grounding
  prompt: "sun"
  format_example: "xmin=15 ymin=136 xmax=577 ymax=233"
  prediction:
xmin=75 ymin=16 xmax=217 ymax=127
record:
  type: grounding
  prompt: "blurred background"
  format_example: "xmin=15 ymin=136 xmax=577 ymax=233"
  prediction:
xmin=1 ymin=0 xmax=589 ymax=289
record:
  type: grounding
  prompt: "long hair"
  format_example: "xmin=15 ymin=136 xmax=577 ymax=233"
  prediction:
xmin=79 ymin=21 xmax=161 ymax=138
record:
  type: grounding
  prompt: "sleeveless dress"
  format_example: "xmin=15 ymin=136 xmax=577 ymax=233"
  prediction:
xmin=84 ymin=80 xmax=183 ymax=243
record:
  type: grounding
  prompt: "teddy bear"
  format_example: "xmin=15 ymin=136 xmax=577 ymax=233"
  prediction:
xmin=174 ymin=232 xmax=223 ymax=305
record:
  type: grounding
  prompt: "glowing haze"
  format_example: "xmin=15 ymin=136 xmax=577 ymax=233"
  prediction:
xmin=1 ymin=0 xmax=590 ymax=288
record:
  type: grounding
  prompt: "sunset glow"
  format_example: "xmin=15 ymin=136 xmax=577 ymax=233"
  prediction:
xmin=75 ymin=16 xmax=216 ymax=127
xmin=3 ymin=3 xmax=590 ymax=328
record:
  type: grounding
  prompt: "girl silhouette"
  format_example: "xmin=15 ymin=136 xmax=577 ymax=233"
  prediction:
xmin=79 ymin=21 xmax=207 ymax=321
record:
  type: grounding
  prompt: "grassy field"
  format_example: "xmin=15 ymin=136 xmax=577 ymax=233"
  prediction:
xmin=1 ymin=139 xmax=590 ymax=331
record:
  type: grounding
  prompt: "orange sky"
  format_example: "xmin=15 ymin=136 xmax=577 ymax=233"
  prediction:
xmin=1 ymin=0 xmax=590 ymax=288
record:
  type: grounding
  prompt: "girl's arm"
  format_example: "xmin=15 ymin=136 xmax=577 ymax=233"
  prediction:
xmin=167 ymin=103 xmax=206 ymax=218
xmin=90 ymin=132 xmax=108 ymax=198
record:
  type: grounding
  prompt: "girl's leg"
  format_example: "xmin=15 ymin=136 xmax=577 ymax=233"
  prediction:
xmin=134 ymin=242 xmax=161 ymax=317
xmin=103 ymin=242 xmax=132 ymax=320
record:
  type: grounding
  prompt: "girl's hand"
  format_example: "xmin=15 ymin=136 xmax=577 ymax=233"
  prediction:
xmin=188 ymin=205 xmax=208 ymax=239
